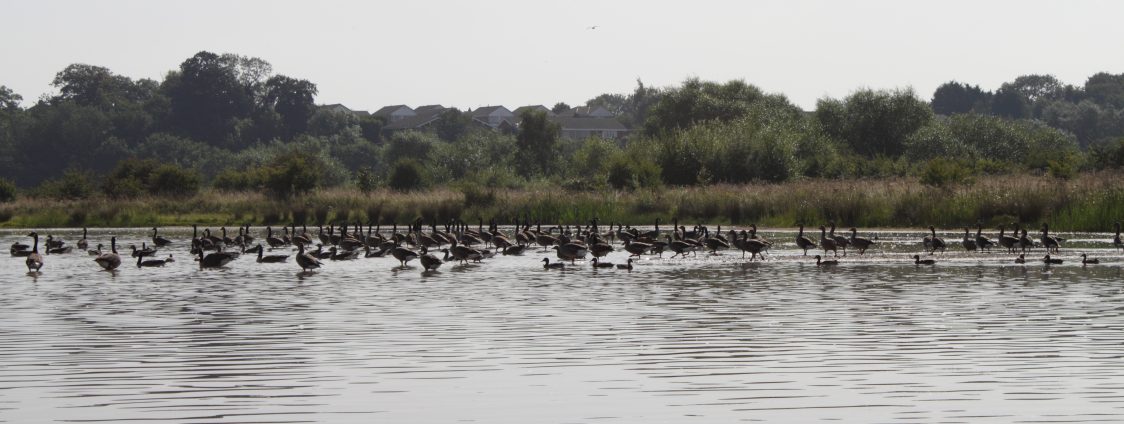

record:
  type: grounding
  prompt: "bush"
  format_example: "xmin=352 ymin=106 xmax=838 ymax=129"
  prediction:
xmin=919 ymin=158 xmax=975 ymax=187
xmin=38 ymin=169 xmax=96 ymax=199
xmin=148 ymin=164 xmax=201 ymax=196
xmin=0 ymin=178 xmax=16 ymax=202
xmin=388 ymin=159 xmax=428 ymax=191
xmin=607 ymin=154 xmax=662 ymax=190
xmin=212 ymin=169 xmax=261 ymax=191
xmin=261 ymin=149 xmax=322 ymax=198
xmin=355 ymin=167 xmax=378 ymax=194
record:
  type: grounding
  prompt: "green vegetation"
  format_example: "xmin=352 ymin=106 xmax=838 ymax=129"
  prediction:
xmin=2 ymin=53 xmax=1124 ymax=228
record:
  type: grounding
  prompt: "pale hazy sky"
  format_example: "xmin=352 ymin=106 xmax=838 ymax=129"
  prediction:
xmin=4 ymin=0 xmax=1123 ymax=111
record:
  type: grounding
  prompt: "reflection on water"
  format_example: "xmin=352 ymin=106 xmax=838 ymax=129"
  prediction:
xmin=2 ymin=227 xmax=1124 ymax=423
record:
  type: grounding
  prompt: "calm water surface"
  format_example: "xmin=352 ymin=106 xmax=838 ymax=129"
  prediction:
xmin=2 ymin=227 xmax=1124 ymax=423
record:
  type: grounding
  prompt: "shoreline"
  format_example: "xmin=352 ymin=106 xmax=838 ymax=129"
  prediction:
xmin=1 ymin=172 xmax=1122 ymax=231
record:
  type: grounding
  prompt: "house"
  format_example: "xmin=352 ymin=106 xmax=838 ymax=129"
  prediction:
xmin=555 ymin=105 xmax=614 ymax=118
xmin=552 ymin=116 xmax=629 ymax=140
xmin=372 ymin=105 xmax=416 ymax=123
xmin=382 ymin=106 xmax=448 ymax=131
xmin=470 ymin=106 xmax=517 ymax=128
xmin=320 ymin=103 xmax=370 ymax=116
xmin=512 ymin=105 xmax=555 ymax=118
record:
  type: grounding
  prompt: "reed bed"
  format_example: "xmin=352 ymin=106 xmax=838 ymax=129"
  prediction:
xmin=2 ymin=172 xmax=1122 ymax=231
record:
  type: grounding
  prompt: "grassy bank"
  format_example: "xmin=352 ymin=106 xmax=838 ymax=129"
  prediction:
xmin=2 ymin=172 xmax=1123 ymax=231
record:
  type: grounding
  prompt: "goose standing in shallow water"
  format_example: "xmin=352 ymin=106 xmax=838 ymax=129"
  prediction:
xmin=847 ymin=228 xmax=875 ymax=255
xmin=420 ymin=247 xmax=443 ymax=271
xmin=923 ymin=226 xmax=946 ymax=254
xmin=975 ymin=224 xmax=995 ymax=252
xmin=296 ymin=244 xmax=322 ymax=272
xmin=77 ymin=228 xmax=88 ymax=250
xmin=95 ymin=237 xmax=122 ymax=271
xmin=818 ymin=226 xmax=838 ymax=257
xmin=25 ymin=232 xmax=43 ymax=272
xmin=1040 ymin=224 xmax=1061 ymax=253
xmin=962 ymin=228 xmax=978 ymax=251
xmin=795 ymin=225 xmax=816 ymax=256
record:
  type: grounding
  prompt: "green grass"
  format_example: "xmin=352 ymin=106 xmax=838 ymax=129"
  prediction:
xmin=2 ymin=172 xmax=1123 ymax=231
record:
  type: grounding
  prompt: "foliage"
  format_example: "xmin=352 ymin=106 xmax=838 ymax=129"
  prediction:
xmin=919 ymin=157 xmax=975 ymax=187
xmin=148 ymin=164 xmax=201 ymax=196
xmin=384 ymin=130 xmax=437 ymax=165
xmin=816 ymin=88 xmax=933 ymax=158
xmin=515 ymin=110 xmax=561 ymax=177
xmin=355 ymin=167 xmax=378 ymax=194
xmin=259 ymin=148 xmax=323 ymax=198
xmin=644 ymin=78 xmax=797 ymax=135
xmin=0 ymin=178 xmax=16 ymax=202
xmin=36 ymin=169 xmax=96 ymax=199
xmin=931 ymin=81 xmax=990 ymax=115
xmin=388 ymin=159 xmax=429 ymax=191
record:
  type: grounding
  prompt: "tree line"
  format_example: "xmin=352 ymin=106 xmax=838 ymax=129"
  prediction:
xmin=1 ymin=51 xmax=1123 ymax=204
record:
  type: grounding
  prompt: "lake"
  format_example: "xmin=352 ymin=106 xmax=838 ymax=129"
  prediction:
xmin=2 ymin=227 xmax=1123 ymax=423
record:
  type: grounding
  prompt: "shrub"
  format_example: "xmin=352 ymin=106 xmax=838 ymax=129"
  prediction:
xmin=261 ymin=149 xmax=322 ymax=198
xmin=0 ymin=178 xmax=16 ymax=202
xmin=38 ymin=170 xmax=96 ymax=199
xmin=355 ymin=167 xmax=378 ymax=194
xmin=919 ymin=158 xmax=975 ymax=187
xmin=212 ymin=169 xmax=260 ymax=191
xmin=148 ymin=164 xmax=201 ymax=196
xmin=388 ymin=159 xmax=428 ymax=191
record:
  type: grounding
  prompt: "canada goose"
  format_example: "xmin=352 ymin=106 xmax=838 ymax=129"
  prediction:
xmin=1017 ymin=227 xmax=1034 ymax=252
xmin=624 ymin=240 xmax=652 ymax=258
xmin=25 ymin=232 xmax=43 ymax=272
xmin=10 ymin=239 xmax=30 ymax=254
xmin=220 ymin=227 xmax=235 ymax=246
xmin=47 ymin=237 xmax=72 ymax=254
xmin=391 ymin=245 xmax=419 ymax=266
xmin=152 ymin=227 xmax=172 ymax=247
xmin=45 ymin=233 xmax=64 ymax=249
xmin=266 ymin=226 xmax=285 ymax=248
xmin=828 ymin=222 xmax=849 ymax=256
xmin=814 ymin=254 xmax=838 ymax=266
xmin=962 ymin=228 xmax=978 ymax=251
xmin=241 ymin=225 xmax=255 ymax=245
xmin=256 ymin=244 xmax=289 ymax=263
xmin=328 ymin=247 xmax=359 ymax=261
xmin=1042 ymin=254 xmax=1063 ymax=265
xmin=1081 ymin=253 xmax=1099 ymax=265
xmin=542 ymin=257 xmax=565 ymax=269
xmin=136 ymin=254 xmax=167 ymax=268
xmin=974 ymin=224 xmax=995 ymax=252
xmin=616 ymin=258 xmax=634 ymax=270
xmin=296 ymin=244 xmax=323 ymax=272
xmin=77 ymin=228 xmax=88 ymax=250
xmin=665 ymin=234 xmax=697 ymax=258
xmin=704 ymin=233 xmax=730 ymax=254
xmin=198 ymin=248 xmax=236 ymax=269
xmin=640 ymin=218 xmax=661 ymax=240
xmin=913 ymin=255 xmax=935 ymax=265
xmin=843 ymin=228 xmax=872 ymax=255
xmin=1114 ymin=222 xmax=1123 ymax=252
xmin=131 ymin=243 xmax=156 ymax=258
xmin=589 ymin=242 xmax=614 ymax=258
xmin=164 ymin=254 xmax=175 ymax=263
xmin=591 ymin=257 xmax=615 ymax=268
xmin=88 ymin=243 xmax=103 ymax=256
xmin=1014 ymin=254 xmax=1026 ymax=264
xmin=735 ymin=230 xmax=769 ymax=261
xmin=819 ymin=226 xmax=838 ymax=257
xmin=554 ymin=242 xmax=589 ymax=264
xmin=446 ymin=242 xmax=484 ymax=264
xmin=1040 ymin=224 xmax=1061 ymax=253
xmin=94 ymin=237 xmax=122 ymax=271
xmin=923 ymin=226 xmax=946 ymax=254
xmin=502 ymin=244 xmax=527 ymax=255
xmin=242 ymin=244 xmax=263 ymax=255
xmin=997 ymin=226 xmax=1018 ymax=253
xmin=420 ymin=247 xmax=443 ymax=271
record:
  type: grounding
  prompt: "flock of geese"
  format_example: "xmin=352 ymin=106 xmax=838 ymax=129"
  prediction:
xmin=8 ymin=219 xmax=1124 ymax=274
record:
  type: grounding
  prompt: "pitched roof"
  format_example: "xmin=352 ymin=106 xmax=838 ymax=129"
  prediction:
xmin=552 ymin=117 xmax=628 ymax=131
xmin=415 ymin=105 xmax=445 ymax=113
xmin=372 ymin=104 xmax=414 ymax=117
xmin=556 ymin=105 xmax=614 ymax=118
xmin=382 ymin=108 xmax=446 ymax=130
xmin=513 ymin=105 xmax=554 ymax=117
xmin=470 ymin=105 xmax=513 ymax=117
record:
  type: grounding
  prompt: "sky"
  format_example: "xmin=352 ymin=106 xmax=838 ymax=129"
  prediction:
xmin=4 ymin=0 xmax=1123 ymax=112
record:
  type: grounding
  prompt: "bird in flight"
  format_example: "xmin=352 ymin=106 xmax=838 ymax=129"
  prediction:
xmin=587 ymin=25 xmax=599 ymax=30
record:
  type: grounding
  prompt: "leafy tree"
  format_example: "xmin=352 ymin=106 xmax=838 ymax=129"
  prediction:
xmin=432 ymin=108 xmax=471 ymax=142
xmin=388 ymin=159 xmax=428 ymax=191
xmin=36 ymin=169 xmax=96 ymax=199
xmin=1008 ymin=74 xmax=1064 ymax=102
xmin=263 ymin=75 xmax=317 ymax=139
xmin=931 ymin=81 xmax=989 ymax=115
xmin=260 ymin=148 xmax=322 ymax=198
xmin=816 ymin=88 xmax=932 ymax=157
xmin=990 ymin=85 xmax=1029 ymax=118
xmin=357 ymin=114 xmax=386 ymax=143
xmin=164 ymin=51 xmax=257 ymax=146
xmin=1084 ymin=72 xmax=1124 ymax=108
xmin=515 ymin=110 xmax=561 ymax=177
xmin=430 ymin=130 xmax=516 ymax=180
xmin=551 ymin=102 xmax=571 ymax=113
xmin=384 ymin=130 xmax=437 ymax=165
xmin=645 ymin=79 xmax=794 ymax=135
xmin=0 ymin=177 xmax=16 ymax=202
xmin=0 ymin=85 xmax=22 ymax=111
xmin=147 ymin=164 xmax=201 ymax=196
xmin=355 ymin=167 xmax=378 ymax=193
xmin=571 ymin=137 xmax=621 ymax=177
